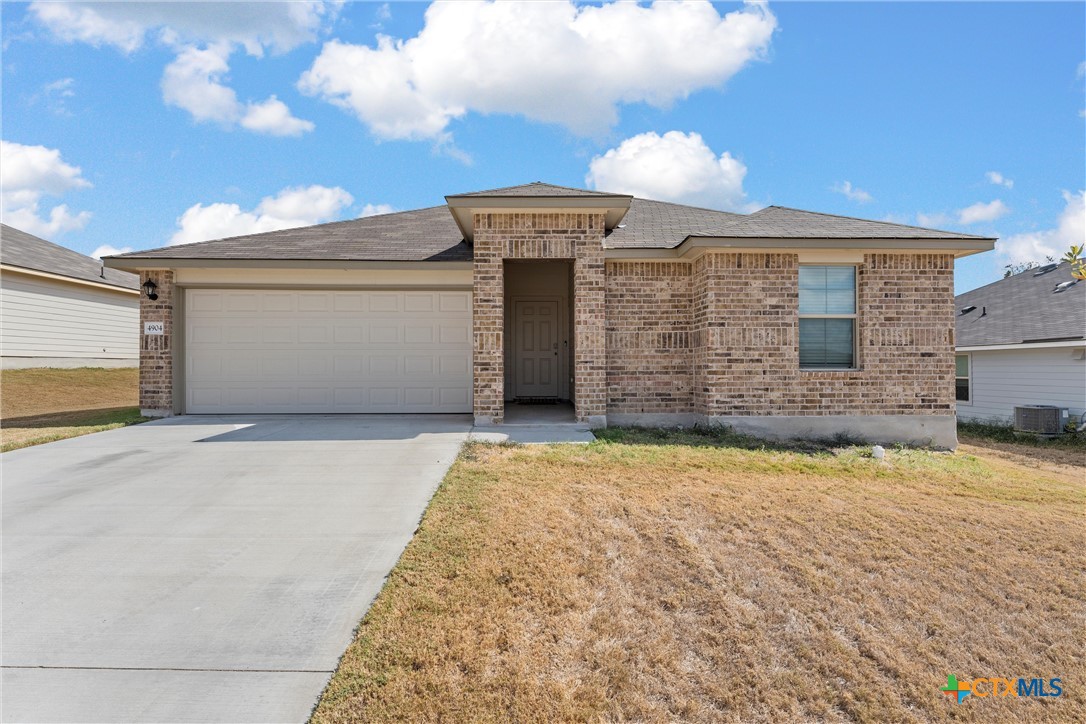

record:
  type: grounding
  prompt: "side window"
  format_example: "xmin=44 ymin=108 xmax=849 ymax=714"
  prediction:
xmin=799 ymin=266 xmax=857 ymax=369
xmin=955 ymin=354 xmax=970 ymax=402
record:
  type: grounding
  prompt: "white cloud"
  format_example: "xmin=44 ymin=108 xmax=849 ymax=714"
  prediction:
xmin=997 ymin=191 xmax=1085 ymax=265
xmin=160 ymin=44 xmax=314 ymax=135
xmin=32 ymin=2 xmax=328 ymax=136
xmin=170 ymin=184 xmax=354 ymax=245
xmin=92 ymin=244 xmax=133 ymax=259
xmin=958 ymin=199 xmax=1009 ymax=225
xmin=161 ymin=44 xmax=241 ymax=123
xmin=43 ymin=77 xmax=75 ymax=95
xmin=0 ymin=140 xmax=92 ymax=237
xmin=30 ymin=1 xmax=335 ymax=55
xmin=585 ymin=131 xmax=752 ymax=212
xmin=985 ymin=171 xmax=1013 ymax=189
xmin=240 ymin=97 xmax=315 ymax=136
xmin=832 ymin=181 xmax=873 ymax=203
xmin=299 ymin=0 xmax=776 ymax=141
xmin=360 ymin=203 xmax=395 ymax=217
xmin=1077 ymin=60 xmax=1085 ymax=79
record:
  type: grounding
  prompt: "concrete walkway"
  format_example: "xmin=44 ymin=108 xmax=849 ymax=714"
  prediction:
xmin=1 ymin=415 xmax=473 ymax=723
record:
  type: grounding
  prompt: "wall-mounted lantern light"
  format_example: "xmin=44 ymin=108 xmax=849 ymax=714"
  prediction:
xmin=142 ymin=278 xmax=159 ymax=300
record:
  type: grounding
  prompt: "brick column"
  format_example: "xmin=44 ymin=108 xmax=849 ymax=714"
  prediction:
xmin=573 ymin=235 xmax=607 ymax=426
xmin=472 ymin=220 xmax=504 ymax=424
xmin=139 ymin=269 xmax=174 ymax=417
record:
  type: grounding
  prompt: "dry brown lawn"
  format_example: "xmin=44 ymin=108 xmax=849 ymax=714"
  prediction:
xmin=1 ymin=367 xmax=142 ymax=451
xmin=314 ymin=429 xmax=1084 ymax=723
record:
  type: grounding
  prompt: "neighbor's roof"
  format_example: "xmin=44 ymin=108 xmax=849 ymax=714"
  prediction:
xmin=105 ymin=182 xmax=993 ymax=263
xmin=955 ymin=261 xmax=1085 ymax=347
xmin=0 ymin=223 xmax=138 ymax=290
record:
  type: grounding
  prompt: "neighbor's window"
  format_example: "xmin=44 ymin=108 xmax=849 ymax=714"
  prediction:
xmin=955 ymin=354 xmax=970 ymax=402
xmin=799 ymin=266 xmax=857 ymax=368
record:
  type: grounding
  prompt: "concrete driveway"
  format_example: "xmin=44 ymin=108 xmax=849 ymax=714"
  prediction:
xmin=1 ymin=414 xmax=473 ymax=723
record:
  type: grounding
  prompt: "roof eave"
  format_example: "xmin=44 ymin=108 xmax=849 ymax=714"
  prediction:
xmin=101 ymin=257 xmax=473 ymax=273
xmin=1 ymin=262 xmax=139 ymax=293
xmin=444 ymin=194 xmax=633 ymax=242
xmin=604 ymin=236 xmax=997 ymax=259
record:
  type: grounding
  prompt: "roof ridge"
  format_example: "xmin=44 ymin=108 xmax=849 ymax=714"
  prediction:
xmin=110 ymin=205 xmax=450 ymax=257
xmin=762 ymin=205 xmax=994 ymax=240
xmin=448 ymin=181 xmax=621 ymax=197
xmin=629 ymin=196 xmax=746 ymax=218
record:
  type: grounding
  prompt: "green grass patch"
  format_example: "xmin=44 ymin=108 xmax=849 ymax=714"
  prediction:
xmin=1 ymin=407 xmax=147 ymax=452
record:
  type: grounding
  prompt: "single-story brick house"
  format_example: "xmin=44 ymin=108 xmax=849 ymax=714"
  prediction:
xmin=1 ymin=223 xmax=139 ymax=369
xmin=104 ymin=182 xmax=995 ymax=447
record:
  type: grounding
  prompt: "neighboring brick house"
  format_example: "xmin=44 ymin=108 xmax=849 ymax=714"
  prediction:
xmin=104 ymin=182 xmax=994 ymax=447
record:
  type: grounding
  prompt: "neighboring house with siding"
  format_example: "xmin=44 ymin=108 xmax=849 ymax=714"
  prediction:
xmin=1 ymin=224 xmax=139 ymax=368
xmin=104 ymin=182 xmax=995 ymax=448
xmin=954 ymin=260 xmax=1086 ymax=425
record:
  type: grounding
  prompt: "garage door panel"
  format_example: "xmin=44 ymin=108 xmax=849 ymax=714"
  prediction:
xmin=224 ymin=293 xmax=259 ymax=312
xmin=370 ymin=325 xmax=400 ymax=344
xmin=439 ymin=293 xmax=469 ymax=312
xmin=298 ymin=326 xmax=328 ymax=344
xmin=368 ymin=294 xmax=399 ymax=312
xmin=264 ymin=293 xmax=294 ymax=312
xmin=186 ymin=289 xmax=471 ymax=413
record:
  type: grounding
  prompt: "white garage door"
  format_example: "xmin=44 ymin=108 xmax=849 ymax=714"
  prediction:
xmin=185 ymin=289 xmax=472 ymax=413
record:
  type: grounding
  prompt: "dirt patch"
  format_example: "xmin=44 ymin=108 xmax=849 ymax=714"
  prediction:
xmin=1 ymin=368 xmax=142 ymax=451
xmin=314 ymin=439 xmax=1085 ymax=723
xmin=959 ymin=436 xmax=1086 ymax=481
xmin=1 ymin=367 xmax=138 ymax=420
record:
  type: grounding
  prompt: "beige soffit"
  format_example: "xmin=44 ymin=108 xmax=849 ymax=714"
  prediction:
xmin=444 ymin=195 xmax=633 ymax=243
xmin=101 ymin=258 xmax=474 ymax=274
xmin=0 ymin=263 xmax=140 ymax=294
xmin=603 ymin=236 xmax=996 ymax=260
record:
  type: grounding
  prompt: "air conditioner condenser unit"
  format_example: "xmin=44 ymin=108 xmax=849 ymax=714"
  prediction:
xmin=1013 ymin=405 xmax=1069 ymax=435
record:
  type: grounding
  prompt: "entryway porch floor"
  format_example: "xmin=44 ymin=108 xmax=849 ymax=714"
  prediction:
xmin=471 ymin=401 xmax=596 ymax=444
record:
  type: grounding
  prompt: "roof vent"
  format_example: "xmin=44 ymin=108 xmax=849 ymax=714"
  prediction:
xmin=959 ymin=305 xmax=977 ymax=315
xmin=1054 ymin=280 xmax=1078 ymax=293
xmin=1033 ymin=263 xmax=1059 ymax=276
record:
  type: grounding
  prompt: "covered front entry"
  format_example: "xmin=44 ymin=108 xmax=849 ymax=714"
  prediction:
xmin=184 ymin=288 xmax=472 ymax=413
xmin=504 ymin=261 xmax=572 ymax=403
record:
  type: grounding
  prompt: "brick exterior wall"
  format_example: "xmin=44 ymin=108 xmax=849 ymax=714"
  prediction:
xmin=472 ymin=212 xmax=606 ymax=423
xmin=606 ymin=252 xmax=955 ymax=418
xmin=139 ymin=269 xmax=174 ymax=414
xmin=606 ymin=262 xmax=693 ymax=414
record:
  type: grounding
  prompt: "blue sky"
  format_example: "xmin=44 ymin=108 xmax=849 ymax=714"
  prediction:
xmin=2 ymin=1 xmax=1083 ymax=293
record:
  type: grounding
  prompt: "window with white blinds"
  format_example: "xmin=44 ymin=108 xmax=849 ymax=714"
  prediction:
xmin=799 ymin=266 xmax=857 ymax=369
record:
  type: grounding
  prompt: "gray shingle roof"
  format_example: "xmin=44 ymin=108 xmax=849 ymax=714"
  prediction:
xmin=955 ymin=261 xmax=1085 ymax=347
xmin=448 ymin=181 xmax=624 ymax=198
xmin=110 ymin=206 xmax=471 ymax=262
xmin=0 ymin=224 xmax=138 ymax=290
xmin=691 ymin=206 xmax=992 ymax=241
xmin=605 ymin=198 xmax=745 ymax=248
xmin=105 ymin=183 xmax=991 ymax=263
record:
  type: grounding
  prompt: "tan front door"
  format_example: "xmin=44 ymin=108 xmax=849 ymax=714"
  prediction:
xmin=513 ymin=299 xmax=559 ymax=398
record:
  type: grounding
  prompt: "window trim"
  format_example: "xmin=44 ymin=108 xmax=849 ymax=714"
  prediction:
xmin=798 ymin=264 xmax=859 ymax=371
xmin=955 ymin=353 xmax=972 ymax=405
